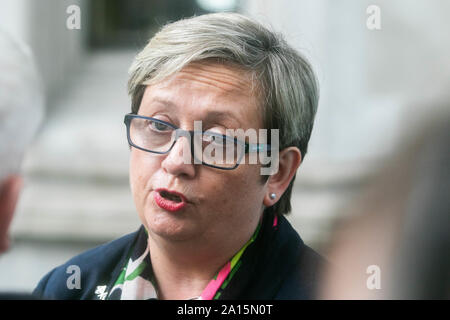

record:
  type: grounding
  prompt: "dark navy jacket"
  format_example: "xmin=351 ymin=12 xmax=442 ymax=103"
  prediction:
xmin=33 ymin=215 xmax=325 ymax=300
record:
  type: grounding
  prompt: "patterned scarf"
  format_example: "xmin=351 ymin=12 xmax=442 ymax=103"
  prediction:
xmin=104 ymin=216 xmax=274 ymax=300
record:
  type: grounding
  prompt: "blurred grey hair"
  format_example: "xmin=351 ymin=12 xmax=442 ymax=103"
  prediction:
xmin=0 ymin=30 xmax=44 ymax=182
xmin=128 ymin=12 xmax=319 ymax=216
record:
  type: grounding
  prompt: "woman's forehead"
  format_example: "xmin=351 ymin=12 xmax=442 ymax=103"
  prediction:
xmin=140 ymin=62 xmax=263 ymax=128
xmin=175 ymin=62 xmax=254 ymax=92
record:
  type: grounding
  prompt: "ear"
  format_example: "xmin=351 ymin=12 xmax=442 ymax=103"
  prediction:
xmin=263 ymin=147 xmax=302 ymax=207
xmin=0 ymin=175 xmax=23 ymax=253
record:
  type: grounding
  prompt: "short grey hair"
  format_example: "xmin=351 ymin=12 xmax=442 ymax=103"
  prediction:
xmin=0 ymin=30 xmax=44 ymax=182
xmin=128 ymin=12 xmax=319 ymax=216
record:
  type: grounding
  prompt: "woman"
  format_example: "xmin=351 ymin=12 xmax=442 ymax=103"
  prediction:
xmin=34 ymin=12 xmax=324 ymax=300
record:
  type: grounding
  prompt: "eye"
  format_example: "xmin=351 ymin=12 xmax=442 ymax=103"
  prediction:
xmin=203 ymin=133 xmax=228 ymax=146
xmin=148 ymin=120 xmax=171 ymax=132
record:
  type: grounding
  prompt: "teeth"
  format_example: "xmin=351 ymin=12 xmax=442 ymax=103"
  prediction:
xmin=160 ymin=191 xmax=182 ymax=203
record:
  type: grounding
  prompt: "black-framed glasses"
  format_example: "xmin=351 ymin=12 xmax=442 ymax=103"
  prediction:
xmin=124 ymin=113 xmax=271 ymax=170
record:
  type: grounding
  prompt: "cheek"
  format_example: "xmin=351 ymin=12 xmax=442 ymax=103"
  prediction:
xmin=129 ymin=150 xmax=159 ymax=201
xmin=213 ymin=165 xmax=265 ymax=215
xmin=213 ymin=167 xmax=266 ymax=239
xmin=235 ymin=164 xmax=264 ymax=193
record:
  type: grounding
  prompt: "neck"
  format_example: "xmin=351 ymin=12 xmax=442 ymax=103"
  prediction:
xmin=147 ymin=228 xmax=255 ymax=300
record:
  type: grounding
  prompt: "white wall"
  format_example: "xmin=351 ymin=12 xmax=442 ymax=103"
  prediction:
xmin=241 ymin=0 xmax=450 ymax=171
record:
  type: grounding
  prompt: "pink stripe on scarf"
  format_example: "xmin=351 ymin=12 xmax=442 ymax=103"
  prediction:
xmin=273 ymin=214 xmax=278 ymax=227
xmin=200 ymin=262 xmax=231 ymax=300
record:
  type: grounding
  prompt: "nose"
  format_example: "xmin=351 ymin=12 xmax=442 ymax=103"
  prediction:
xmin=161 ymin=134 xmax=196 ymax=178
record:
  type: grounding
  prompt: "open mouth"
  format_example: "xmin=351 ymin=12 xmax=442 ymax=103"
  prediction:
xmin=154 ymin=188 xmax=187 ymax=212
xmin=159 ymin=190 xmax=182 ymax=203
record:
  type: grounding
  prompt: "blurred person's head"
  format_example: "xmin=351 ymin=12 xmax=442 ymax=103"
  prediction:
xmin=125 ymin=12 xmax=318 ymax=248
xmin=319 ymin=104 xmax=450 ymax=299
xmin=0 ymin=30 xmax=44 ymax=253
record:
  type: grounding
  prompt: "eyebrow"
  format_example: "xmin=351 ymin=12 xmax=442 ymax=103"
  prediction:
xmin=150 ymin=97 xmax=242 ymax=128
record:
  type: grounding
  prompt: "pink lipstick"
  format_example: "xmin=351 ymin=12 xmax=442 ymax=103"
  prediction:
xmin=154 ymin=188 xmax=187 ymax=212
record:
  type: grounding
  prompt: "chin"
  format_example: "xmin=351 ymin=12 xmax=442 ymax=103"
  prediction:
xmin=142 ymin=208 xmax=198 ymax=242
